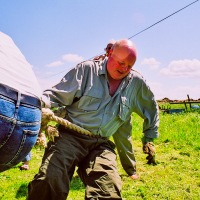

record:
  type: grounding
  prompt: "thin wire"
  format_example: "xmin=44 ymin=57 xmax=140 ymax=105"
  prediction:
xmin=44 ymin=0 xmax=199 ymax=79
xmin=128 ymin=0 xmax=199 ymax=39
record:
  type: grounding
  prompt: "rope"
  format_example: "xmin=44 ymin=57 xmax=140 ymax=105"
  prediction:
xmin=49 ymin=114 xmax=93 ymax=136
xmin=35 ymin=108 xmax=95 ymax=148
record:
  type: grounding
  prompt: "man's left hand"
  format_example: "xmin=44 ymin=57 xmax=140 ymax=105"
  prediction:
xmin=143 ymin=142 xmax=157 ymax=165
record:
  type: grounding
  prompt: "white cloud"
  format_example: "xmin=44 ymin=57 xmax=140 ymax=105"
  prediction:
xmin=46 ymin=53 xmax=84 ymax=68
xmin=166 ymin=85 xmax=200 ymax=100
xmin=46 ymin=61 xmax=64 ymax=67
xmin=141 ymin=58 xmax=160 ymax=70
xmin=147 ymin=81 xmax=200 ymax=100
xmin=62 ymin=54 xmax=84 ymax=63
xmin=160 ymin=59 xmax=200 ymax=78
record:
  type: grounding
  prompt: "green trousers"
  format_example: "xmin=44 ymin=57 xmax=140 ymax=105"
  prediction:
xmin=27 ymin=128 xmax=122 ymax=200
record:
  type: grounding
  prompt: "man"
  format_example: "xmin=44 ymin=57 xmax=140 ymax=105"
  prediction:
xmin=0 ymin=32 xmax=42 ymax=172
xmin=28 ymin=39 xmax=159 ymax=200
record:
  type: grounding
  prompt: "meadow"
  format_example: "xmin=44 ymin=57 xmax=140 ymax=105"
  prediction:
xmin=0 ymin=107 xmax=199 ymax=200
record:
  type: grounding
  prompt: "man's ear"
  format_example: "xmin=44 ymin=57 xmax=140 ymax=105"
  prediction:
xmin=108 ymin=49 xmax=113 ymax=57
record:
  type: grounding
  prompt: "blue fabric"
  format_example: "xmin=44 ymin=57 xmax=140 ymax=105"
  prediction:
xmin=22 ymin=152 xmax=32 ymax=162
xmin=0 ymin=93 xmax=41 ymax=172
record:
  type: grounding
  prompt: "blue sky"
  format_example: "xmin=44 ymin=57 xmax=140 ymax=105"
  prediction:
xmin=1 ymin=0 xmax=200 ymax=100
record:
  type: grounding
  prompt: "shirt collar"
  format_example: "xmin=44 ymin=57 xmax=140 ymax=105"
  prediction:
xmin=98 ymin=58 xmax=107 ymax=76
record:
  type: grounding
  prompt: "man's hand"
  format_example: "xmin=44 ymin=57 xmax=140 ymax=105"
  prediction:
xmin=143 ymin=142 xmax=157 ymax=165
xmin=40 ymin=108 xmax=54 ymax=132
xmin=54 ymin=107 xmax=67 ymax=118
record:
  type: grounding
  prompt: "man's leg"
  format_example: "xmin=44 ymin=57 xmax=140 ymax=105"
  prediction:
xmin=78 ymin=140 xmax=122 ymax=200
xmin=27 ymin=132 xmax=82 ymax=200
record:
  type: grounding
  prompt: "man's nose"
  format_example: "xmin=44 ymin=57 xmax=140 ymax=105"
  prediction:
xmin=121 ymin=65 xmax=128 ymax=72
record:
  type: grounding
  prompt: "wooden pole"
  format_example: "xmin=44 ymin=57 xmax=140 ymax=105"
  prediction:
xmin=184 ymin=101 xmax=187 ymax=111
xmin=187 ymin=94 xmax=191 ymax=110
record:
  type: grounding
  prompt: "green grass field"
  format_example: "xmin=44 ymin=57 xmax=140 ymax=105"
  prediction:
xmin=0 ymin=108 xmax=199 ymax=199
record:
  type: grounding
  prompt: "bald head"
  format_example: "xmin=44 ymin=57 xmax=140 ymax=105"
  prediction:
xmin=107 ymin=39 xmax=137 ymax=80
xmin=111 ymin=39 xmax=137 ymax=64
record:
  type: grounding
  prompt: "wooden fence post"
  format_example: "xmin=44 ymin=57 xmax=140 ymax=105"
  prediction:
xmin=187 ymin=94 xmax=191 ymax=110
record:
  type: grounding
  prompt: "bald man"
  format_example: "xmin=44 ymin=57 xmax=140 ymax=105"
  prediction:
xmin=28 ymin=39 xmax=159 ymax=200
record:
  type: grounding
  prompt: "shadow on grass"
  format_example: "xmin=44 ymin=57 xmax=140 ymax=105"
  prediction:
xmin=70 ymin=175 xmax=85 ymax=191
xmin=15 ymin=176 xmax=84 ymax=197
xmin=15 ymin=183 xmax=28 ymax=199
xmin=14 ymin=176 xmax=84 ymax=199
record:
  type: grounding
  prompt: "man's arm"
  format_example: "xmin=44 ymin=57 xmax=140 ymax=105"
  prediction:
xmin=113 ymin=118 xmax=138 ymax=179
xmin=41 ymin=64 xmax=85 ymax=108
xmin=113 ymin=78 xmax=159 ymax=178
xmin=134 ymin=79 xmax=159 ymax=139
xmin=133 ymin=80 xmax=160 ymax=164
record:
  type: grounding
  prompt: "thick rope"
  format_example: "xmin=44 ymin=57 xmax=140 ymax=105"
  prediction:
xmin=49 ymin=115 xmax=93 ymax=136
xmin=35 ymin=108 xmax=94 ymax=148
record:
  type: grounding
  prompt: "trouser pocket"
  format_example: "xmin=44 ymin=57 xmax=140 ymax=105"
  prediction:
xmin=0 ymin=125 xmax=40 ymax=171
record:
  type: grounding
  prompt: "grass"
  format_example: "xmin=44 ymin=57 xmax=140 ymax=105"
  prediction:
xmin=0 ymin=107 xmax=199 ymax=199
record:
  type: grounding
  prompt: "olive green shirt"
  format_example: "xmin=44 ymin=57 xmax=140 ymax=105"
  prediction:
xmin=43 ymin=58 xmax=159 ymax=175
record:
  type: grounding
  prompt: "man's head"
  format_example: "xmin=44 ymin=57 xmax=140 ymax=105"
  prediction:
xmin=107 ymin=39 xmax=137 ymax=80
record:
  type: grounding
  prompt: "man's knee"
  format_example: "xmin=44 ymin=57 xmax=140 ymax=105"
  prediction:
xmin=27 ymin=180 xmax=51 ymax=200
xmin=27 ymin=179 xmax=68 ymax=200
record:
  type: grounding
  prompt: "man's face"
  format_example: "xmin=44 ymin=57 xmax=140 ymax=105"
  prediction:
xmin=107 ymin=45 xmax=136 ymax=80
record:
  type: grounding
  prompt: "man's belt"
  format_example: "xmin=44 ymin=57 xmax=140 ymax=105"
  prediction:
xmin=0 ymin=83 xmax=41 ymax=109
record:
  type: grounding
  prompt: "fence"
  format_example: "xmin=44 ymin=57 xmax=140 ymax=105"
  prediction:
xmin=169 ymin=94 xmax=200 ymax=110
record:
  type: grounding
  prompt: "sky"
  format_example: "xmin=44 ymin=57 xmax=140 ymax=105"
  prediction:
xmin=1 ymin=0 xmax=200 ymax=100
